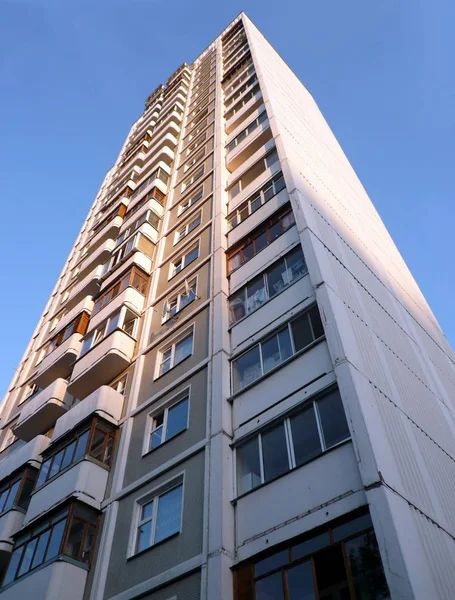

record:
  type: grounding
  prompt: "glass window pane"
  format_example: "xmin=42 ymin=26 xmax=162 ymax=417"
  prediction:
xmin=106 ymin=311 xmax=121 ymax=336
xmin=17 ymin=478 xmax=35 ymax=510
xmin=261 ymin=423 xmax=289 ymax=481
xmin=250 ymin=195 xmax=262 ymax=213
xmin=73 ymin=430 xmax=90 ymax=462
xmin=17 ymin=538 xmax=38 ymax=576
xmin=89 ymin=429 xmax=106 ymax=462
xmin=3 ymin=480 xmax=20 ymax=511
xmin=255 ymin=572 xmax=285 ymax=600
xmin=150 ymin=424 xmax=163 ymax=450
xmin=3 ymin=548 xmax=22 ymax=586
xmin=314 ymin=545 xmax=349 ymax=598
xmin=166 ymin=398 xmax=189 ymax=440
xmin=237 ymin=438 xmax=261 ymax=494
xmin=266 ymin=259 xmax=287 ymax=297
xmin=229 ymin=289 xmax=246 ymax=324
xmin=309 ymin=306 xmax=324 ymax=339
xmin=287 ymin=560 xmax=316 ymax=600
xmin=49 ymin=451 xmax=64 ymax=479
xmin=290 ymin=406 xmax=322 ymax=466
xmin=136 ymin=520 xmax=152 ymax=553
xmin=255 ymin=549 xmax=289 ymax=576
xmin=246 ymin=276 xmax=266 ymax=313
xmin=185 ymin=246 xmax=199 ymax=266
xmin=254 ymin=231 xmax=268 ymax=253
xmin=0 ymin=489 xmax=8 ymax=512
xmin=317 ymin=390 xmax=350 ymax=449
xmin=155 ymin=485 xmax=183 ymax=543
xmin=286 ymin=247 xmax=307 ymax=281
xmin=82 ymin=525 xmax=96 ymax=563
xmin=292 ymin=531 xmax=331 ymax=560
xmin=344 ymin=532 xmax=390 ymax=599
xmin=291 ymin=313 xmax=314 ymax=352
xmin=65 ymin=518 xmax=85 ymax=560
xmin=278 ymin=328 xmax=293 ymax=362
xmin=36 ymin=459 xmax=51 ymax=488
xmin=61 ymin=441 xmax=77 ymax=470
xmin=263 ymin=183 xmax=275 ymax=203
xmin=332 ymin=513 xmax=373 ymax=543
xmin=233 ymin=345 xmax=262 ymax=391
xmin=45 ymin=519 xmax=67 ymax=561
xmin=269 ymin=221 xmax=281 ymax=241
xmin=242 ymin=241 xmax=254 ymax=263
xmin=31 ymin=530 xmax=51 ymax=569
xmin=174 ymin=334 xmax=193 ymax=365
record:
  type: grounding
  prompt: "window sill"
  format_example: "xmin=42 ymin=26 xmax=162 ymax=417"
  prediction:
xmin=142 ymin=428 xmax=187 ymax=458
xmin=127 ymin=531 xmax=180 ymax=561
xmin=232 ymin=438 xmax=352 ymax=503
xmin=228 ymin=335 xmax=326 ymax=402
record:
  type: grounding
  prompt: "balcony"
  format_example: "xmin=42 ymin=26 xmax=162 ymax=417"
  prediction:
xmin=13 ymin=380 xmax=73 ymax=442
xmin=51 ymin=386 xmax=123 ymax=443
xmin=88 ymin=286 xmax=146 ymax=332
xmin=0 ymin=511 xmax=26 ymax=568
xmin=226 ymin=117 xmax=272 ymax=173
xmin=0 ymin=560 xmax=88 ymax=600
xmin=77 ymin=239 xmax=115 ymax=279
xmin=67 ymin=329 xmax=136 ymax=400
xmin=129 ymin=163 xmax=170 ymax=203
xmin=63 ymin=264 xmax=104 ymax=312
xmin=0 ymin=436 xmax=50 ymax=482
xmin=49 ymin=296 xmax=94 ymax=336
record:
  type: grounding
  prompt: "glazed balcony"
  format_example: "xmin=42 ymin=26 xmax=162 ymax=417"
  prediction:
xmin=77 ymin=238 xmax=115 ymax=279
xmin=129 ymin=164 xmax=170 ymax=203
xmin=49 ymin=296 xmax=94 ymax=336
xmin=68 ymin=325 xmax=136 ymax=400
xmin=63 ymin=264 xmax=104 ymax=311
xmin=88 ymin=202 xmax=128 ymax=249
xmin=0 ymin=436 xmax=50 ymax=482
xmin=226 ymin=113 xmax=272 ymax=173
xmin=13 ymin=380 xmax=73 ymax=442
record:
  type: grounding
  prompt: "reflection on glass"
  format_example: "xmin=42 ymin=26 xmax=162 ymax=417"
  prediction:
xmin=237 ymin=438 xmax=261 ymax=494
xmin=345 ymin=532 xmax=391 ymax=599
xmin=287 ymin=560 xmax=316 ymax=600
xmin=261 ymin=423 xmax=289 ymax=481
xmin=255 ymin=571 xmax=285 ymax=600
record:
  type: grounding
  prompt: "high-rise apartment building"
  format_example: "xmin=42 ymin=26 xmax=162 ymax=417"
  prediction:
xmin=0 ymin=12 xmax=455 ymax=600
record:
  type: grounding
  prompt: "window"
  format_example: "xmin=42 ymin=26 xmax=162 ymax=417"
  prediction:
xmin=234 ymin=510 xmax=390 ymax=600
xmin=38 ymin=313 xmax=90 ymax=362
xmin=0 ymin=469 xmax=36 ymax=515
xmin=232 ymin=305 xmax=324 ymax=392
xmin=91 ymin=203 xmax=127 ymax=236
xmin=108 ymin=232 xmax=155 ymax=275
xmin=225 ymin=83 xmax=260 ymax=121
xmin=229 ymin=148 xmax=280 ymax=200
xmin=92 ymin=266 xmax=148 ymax=316
xmin=116 ymin=209 xmax=161 ymax=248
xmin=181 ymin=166 xmax=204 ymax=193
xmin=178 ymin=187 xmax=204 ymax=215
xmin=21 ymin=383 xmax=43 ymax=404
xmin=169 ymin=243 xmax=199 ymax=278
xmin=111 ymin=374 xmax=128 ymax=395
xmin=227 ymin=172 xmax=286 ymax=230
xmin=147 ymin=395 xmax=189 ymax=452
xmin=124 ymin=187 xmax=165 ymax=220
xmin=80 ymin=307 xmax=139 ymax=356
xmin=135 ymin=484 xmax=183 ymax=554
xmin=183 ymin=149 xmax=205 ymax=172
xmin=2 ymin=426 xmax=17 ymax=451
xmin=3 ymin=503 xmax=99 ymax=586
xmin=162 ymin=279 xmax=197 ymax=322
xmin=227 ymin=206 xmax=295 ymax=273
xmin=229 ymin=246 xmax=307 ymax=324
xmin=158 ymin=329 xmax=194 ymax=376
xmin=36 ymin=417 xmax=117 ymax=489
xmin=130 ymin=167 xmax=169 ymax=201
xmin=236 ymin=388 xmax=349 ymax=495
xmin=174 ymin=212 xmax=202 ymax=245
xmin=227 ymin=110 xmax=268 ymax=152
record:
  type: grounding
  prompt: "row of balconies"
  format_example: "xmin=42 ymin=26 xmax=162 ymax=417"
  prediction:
xmin=0 ymin=386 xmax=124 ymax=598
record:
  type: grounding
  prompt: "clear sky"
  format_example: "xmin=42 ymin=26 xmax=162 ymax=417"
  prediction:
xmin=0 ymin=0 xmax=454 ymax=399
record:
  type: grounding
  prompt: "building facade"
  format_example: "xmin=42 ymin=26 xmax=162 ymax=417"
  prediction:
xmin=0 ymin=12 xmax=455 ymax=600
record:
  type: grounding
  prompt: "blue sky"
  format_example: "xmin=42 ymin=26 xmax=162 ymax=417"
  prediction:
xmin=0 ymin=0 xmax=454 ymax=398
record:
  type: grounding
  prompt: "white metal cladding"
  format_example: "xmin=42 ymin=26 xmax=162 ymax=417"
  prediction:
xmin=243 ymin=13 xmax=455 ymax=598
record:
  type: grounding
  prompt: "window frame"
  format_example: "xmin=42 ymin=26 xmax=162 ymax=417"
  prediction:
xmin=156 ymin=326 xmax=195 ymax=379
xmin=169 ymin=242 xmax=200 ymax=280
xmin=92 ymin=266 xmax=149 ymax=316
xmin=144 ymin=391 xmax=190 ymax=455
xmin=235 ymin=386 xmax=350 ymax=496
xmin=80 ymin=306 xmax=140 ymax=357
xmin=177 ymin=187 xmax=204 ymax=216
xmin=162 ymin=277 xmax=198 ymax=323
xmin=231 ymin=305 xmax=324 ymax=393
xmin=130 ymin=479 xmax=184 ymax=557
xmin=173 ymin=211 xmax=202 ymax=246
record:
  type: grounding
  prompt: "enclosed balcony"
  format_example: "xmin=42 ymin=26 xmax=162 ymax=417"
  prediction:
xmin=129 ymin=163 xmax=170 ymax=204
xmin=88 ymin=201 xmax=128 ymax=249
xmin=63 ymin=264 xmax=104 ymax=312
xmin=48 ymin=296 xmax=94 ymax=337
xmin=67 ymin=307 xmax=139 ymax=399
xmin=1 ymin=502 xmax=99 ymax=599
xmin=77 ymin=238 xmax=115 ymax=279
xmin=226 ymin=109 xmax=272 ymax=173
xmin=13 ymin=380 xmax=73 ymax=442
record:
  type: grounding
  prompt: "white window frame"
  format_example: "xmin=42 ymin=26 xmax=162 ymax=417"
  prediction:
xmin=183 ymin=149 xmax=205 ymax=173
xmin=177 ymin=187 xmax=204 ymax=216
xmin=173 ymin=211 xmax=202 ymax=246
xmin=162 ymin=277 xmax=198 ymax=323
xmin=129 ymin=475 xmax=185 ymax=557
xmin=1 ymin=426 xmax=17 ymax=452
xmin=111 ymin=373 xmax=128 ymax=395
xmin=80 ymin=307 xmax=139 ymax=357
xmin=181 ymin=165 xmax=205 ymax=193
xmin=155 ymin=325 xmax=195 ymax=379
xmin=169 ymin=242 xmax=200 ymax=279
xmin=143 ymin=389 xmax=191 ymax=456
